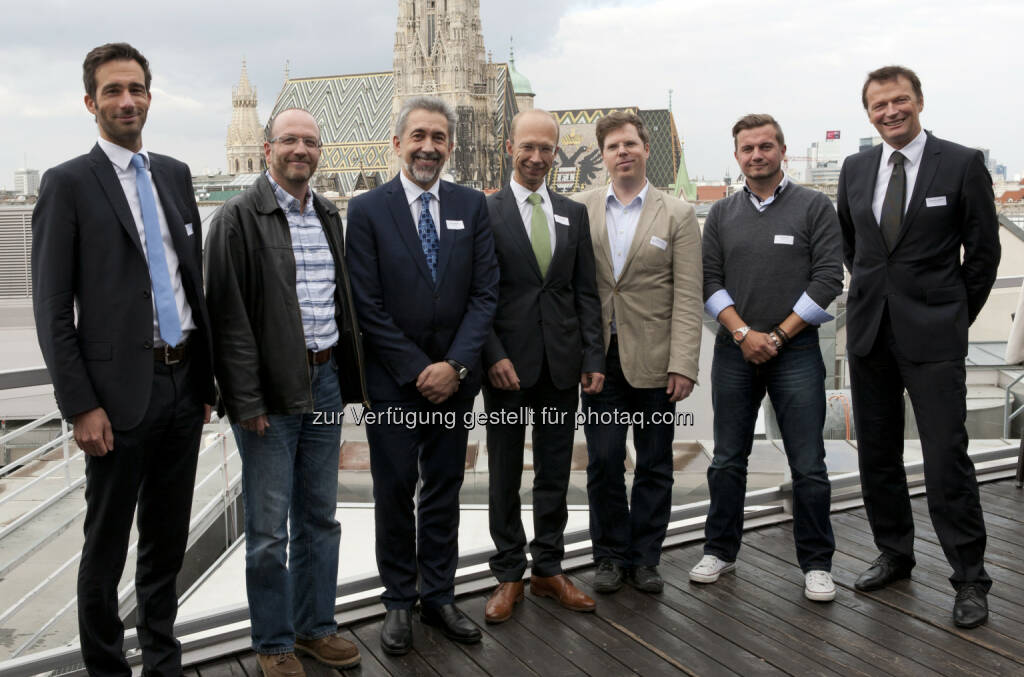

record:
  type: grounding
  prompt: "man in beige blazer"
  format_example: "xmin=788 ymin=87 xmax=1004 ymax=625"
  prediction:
xmin=573 ymin=111 xmax=703 ymax=593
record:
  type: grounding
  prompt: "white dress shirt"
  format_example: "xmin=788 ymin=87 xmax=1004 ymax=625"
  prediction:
xmin=400 ymin=171 xmax=441 ymax=235
xmin=605 ymin=180 xmax=650 ymax=281
xmin=97 ymin=137 xmax=195 ymax=345
xmin=509 ymin=177 xmax=555 ymax=255
xmin=872 ymin=128 xmax=927 ymax=224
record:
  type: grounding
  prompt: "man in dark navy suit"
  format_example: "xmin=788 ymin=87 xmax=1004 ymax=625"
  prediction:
xmin=345 ymin=96 xmax=499 ymax=654
xmin=32 ymin=43 xmax=214 ymax=676
xmin=480 ymin=109 xmax=604 ymax=623
xmin=838 ymin=65 xmax=1001 ymax=628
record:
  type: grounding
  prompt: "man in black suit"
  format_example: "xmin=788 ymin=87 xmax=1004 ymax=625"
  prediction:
xmin=31 ymin=43 xmax=214 ymax=675
xmin=481 ymin=109 xmax=605 ymax=623
xmin=345 ymin=96 xmax=499 ymax=654
xmin=838 ymin=65 xmax=1001 ymax=628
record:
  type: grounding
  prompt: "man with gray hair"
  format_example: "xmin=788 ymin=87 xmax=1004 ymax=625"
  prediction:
xmin=346 ymin=96 xmax=499 ymax=654
xmin=206 ymin=107 xmax=367 ymax=676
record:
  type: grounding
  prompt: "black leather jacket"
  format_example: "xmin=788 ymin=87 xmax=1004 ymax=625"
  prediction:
xmin=205 ymin=175 xmax=369 ymax=422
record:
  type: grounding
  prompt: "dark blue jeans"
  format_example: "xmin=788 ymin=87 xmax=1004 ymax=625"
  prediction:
xmin=233 ymin=361 xmax=342 ymax=655
xmin=582 ymin=338 xmax=675 ymax=567
xmin=705 ymin=328 xmax=834 ymax=572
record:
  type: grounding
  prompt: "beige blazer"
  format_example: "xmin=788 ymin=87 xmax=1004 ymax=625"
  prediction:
xmin=574 ymin=185 xmax=703 ymax=388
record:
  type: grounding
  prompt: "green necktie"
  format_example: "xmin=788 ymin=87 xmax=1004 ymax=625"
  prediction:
xmin=527 ymin=192 xmax=551 ymax=276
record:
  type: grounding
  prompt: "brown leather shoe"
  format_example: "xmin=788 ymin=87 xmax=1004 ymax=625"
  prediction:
xmin=529 ymin=574 xmax=596 ymax=612
xmin=295 ymin=632 xmax=361 ymax=668
xmin=485 ymin=580 xmax=525 ymax=623
xmin=257 ymin=652 xmax=305 ymax=677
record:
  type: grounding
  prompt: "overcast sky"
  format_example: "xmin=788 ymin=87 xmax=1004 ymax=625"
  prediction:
xmin=1 ymin=0 xmax=1020 ymax=189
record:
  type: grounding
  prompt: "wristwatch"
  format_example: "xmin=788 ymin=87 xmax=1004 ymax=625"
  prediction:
xmin=731 ymin=326 xmax=751 ymax=345
xmin=446 ymin=359 xmax=469 ymax=381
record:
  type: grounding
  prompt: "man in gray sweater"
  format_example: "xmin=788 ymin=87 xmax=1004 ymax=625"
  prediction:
xmin=689 ymin=114 xmax=844 ymax=602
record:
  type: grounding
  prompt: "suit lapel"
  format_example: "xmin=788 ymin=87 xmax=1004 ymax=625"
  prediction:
xmin=498 ymin=185 xmax=543 ymax=281
xmin=88 ymin=144 xmax=144 ymax=258
xmin=547 ymin=192 xmax=571 ymax=279
xmin=385 ymin=175 xmax=435 ymax=286
xmin=621 ymin=187 xmax=662 ymax=279
xmin=589 ymin=190 xmax=615 ymax=274
xmin=897 ymin=133 xmax=941 ymax=248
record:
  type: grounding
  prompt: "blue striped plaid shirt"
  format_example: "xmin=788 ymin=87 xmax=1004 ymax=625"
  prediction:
xmin=267 ymin=173 xmax=338 ymax=351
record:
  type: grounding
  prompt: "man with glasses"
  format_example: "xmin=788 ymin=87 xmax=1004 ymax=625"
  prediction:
xmin=206 ymin=107 xmax=368 ymax=676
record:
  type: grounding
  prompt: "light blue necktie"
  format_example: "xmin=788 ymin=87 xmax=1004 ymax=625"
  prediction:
xmin=131 ymin=153 xmax=182 ymax=347
xmin=418 ymin=192 xmax=439 ymax=283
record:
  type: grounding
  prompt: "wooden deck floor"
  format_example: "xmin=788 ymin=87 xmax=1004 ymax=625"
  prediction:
xmin=192 ymin=480 xmax=1024 ymax=676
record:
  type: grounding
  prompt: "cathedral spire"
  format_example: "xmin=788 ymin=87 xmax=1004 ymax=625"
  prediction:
xmin=226 ymin=59 xmax=265 ymax=175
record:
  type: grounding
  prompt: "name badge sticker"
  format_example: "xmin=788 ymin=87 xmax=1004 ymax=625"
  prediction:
xmin=554 ymin=214 xmax=570 ymax=226
xmin=184 ymin=223 xmax=194 ymax=236
xmin=926 ymin=196 xmax=947 ymax=207
xmin=774 ymin=235 xmax=794 ymax=245
xmin=446 ymin=220 xmax=465 ymax=230
xmin=650 ymin=236 xmax=668 ymax=250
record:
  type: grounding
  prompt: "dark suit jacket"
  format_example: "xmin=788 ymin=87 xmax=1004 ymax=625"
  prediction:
xmin=32 ymin=143 xmax=215 ymax=430
xmin=482 ymin=185 xmax=604 ymax=390
xmin=345 ymin=174 xmax=499 ymax=402
xmin=837 ymin=132 xmax=1000 ymax=362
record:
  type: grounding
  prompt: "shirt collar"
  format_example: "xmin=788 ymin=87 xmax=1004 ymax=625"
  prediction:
xmin=881 ymin=128 xmax=927 ymax=168
xmin=97 ymin=137 xmax=148 ymax=172
xmin=742 ymin=172 xmax=790 ymax=200
xmin=510 ymin=176 xmax=550 ymax=206
xmin=266 ymin=171 xmax=314 ymax=214
xmin=606 ymin=180 xmax=649 ymax=209
xmin=400 ymin=170 xmax=440 ymax=206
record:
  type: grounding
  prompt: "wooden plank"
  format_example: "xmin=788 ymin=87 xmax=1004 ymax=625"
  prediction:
xmin=566 ymin=572 xmax=775 ymax=676
xmin=518 ymin=591 xmax=679 ymax=677
xmin=335 ymin=627 xmax=392 ymax=677
xmin=458 ymin=593 xmax=585 ymax=676
xmin=237 ymin=652 xmax=263 ymax=677
xmin=351 ymin=618 xmax=439 ymax=677
xmin=514 ymin=588 xmax=638 ymax=676
xmin=408 ymin=608 xmax=497 ymax=677
xmin=730 ymin=534 xmax=984 ymax=677
xmin=196 ymin=655 xmax=250 ymax=677
xmin=980 ymin=483 xmax=1024 ymax=505
xmin=658 ymin=549 xmax=889 ymax=677
xmin=755 ymin=525 xmax=1024 ymax=666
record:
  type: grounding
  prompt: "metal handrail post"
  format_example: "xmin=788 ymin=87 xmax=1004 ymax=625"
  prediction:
xmin=1004 ymin=371 xmax=1024 ymax=439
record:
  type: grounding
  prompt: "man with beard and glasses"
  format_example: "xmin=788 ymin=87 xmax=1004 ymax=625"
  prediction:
xmin=32 ymin=42 xmax=215 ymax=676
xmin=206 ymin=107 xmax=368 ymax=676
xmin=345 ymin=96 xmax=498 ymax=655
xmin=691 ymin=114 xmax=842 ymax=602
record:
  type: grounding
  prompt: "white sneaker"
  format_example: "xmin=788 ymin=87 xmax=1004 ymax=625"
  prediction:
xmin=804 ymin=570 xmax=836 ymax=601
xmin=689 ymin=555 xmax=736 ymax=583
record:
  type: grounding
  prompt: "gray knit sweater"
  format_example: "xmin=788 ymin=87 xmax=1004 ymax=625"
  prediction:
xmin=702 ymin=182 xmax=843 ymax=331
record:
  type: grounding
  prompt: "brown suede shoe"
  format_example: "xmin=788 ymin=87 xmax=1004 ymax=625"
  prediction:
xmin=485 ymin=580 xmax=525 ymax=623
xmin=257 ymin=652 xmax=305 ymax=677
xmin=295 ymin=633 xmax=361 ymax=669
xmin=529 ymin=574 xmax=596 ymax=612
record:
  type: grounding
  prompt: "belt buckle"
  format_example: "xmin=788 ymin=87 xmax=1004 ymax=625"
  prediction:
xmin=161 ymin=344 xmax=181 ymax=366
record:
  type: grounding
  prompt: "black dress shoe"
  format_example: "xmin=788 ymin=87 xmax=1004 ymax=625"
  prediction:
xmin=380 ymin=609 xmax=413 ymax=655
xmin=854 ymin=554 xmax=913 ymax=592
xmin=593 ymin=559 xmax=625 ymax=593
xmin=628 ymin=565 xmax=664 ymax=593
xmin=953 ymin=584 xmax=989 ymax=628
xmin=420 ymin=603 xmax=481 ymax=644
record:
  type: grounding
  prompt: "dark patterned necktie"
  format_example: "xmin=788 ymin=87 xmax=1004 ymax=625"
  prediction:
xmin=418 ymin=192 xmax=439 ymax=282
xmin=880 ymin=151 xmax=906 ymax=252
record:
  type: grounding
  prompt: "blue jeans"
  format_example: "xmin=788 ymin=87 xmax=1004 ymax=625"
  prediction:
xmin=582 ymin=338 xmax=675 ymax=567
xmin=233 ymin=361 xmax=342 ymax=655
xmin=705 ymin=328 xmax=834 ymax=572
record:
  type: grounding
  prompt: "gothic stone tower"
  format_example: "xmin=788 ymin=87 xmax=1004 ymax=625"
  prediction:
xmin=226 ymin=60 xmax=265 ymax=175
xmin=392 ymin=0 xmax=501 ymax=188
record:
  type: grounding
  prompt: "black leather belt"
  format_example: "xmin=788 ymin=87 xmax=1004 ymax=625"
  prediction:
xmin=154 ymin=339 xmax=188 ymax=365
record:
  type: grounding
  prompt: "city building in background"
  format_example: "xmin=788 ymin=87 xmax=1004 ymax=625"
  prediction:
xmin=14 ymin=168 xmax=40 ymax=197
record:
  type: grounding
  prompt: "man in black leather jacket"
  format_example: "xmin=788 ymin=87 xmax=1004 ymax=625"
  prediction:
xmin=205 ymin=107 xmax=368 ymax=677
